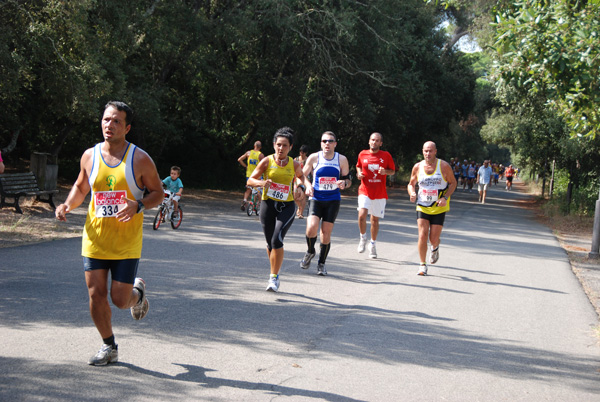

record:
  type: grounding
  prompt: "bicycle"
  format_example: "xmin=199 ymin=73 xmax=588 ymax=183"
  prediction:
xmin=246 ymin=186 xmax=262 ymax=216
xmin=153 ymin=189 xmax=183 ymax=230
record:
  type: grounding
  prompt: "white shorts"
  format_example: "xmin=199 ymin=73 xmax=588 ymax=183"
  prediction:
xmin=173 ymin=195 xmax=181 ymax=202
xmin=357 ymin=194 xmax=386 ymax=218
xmin=478 ymin=183 xmax=488 ymax=192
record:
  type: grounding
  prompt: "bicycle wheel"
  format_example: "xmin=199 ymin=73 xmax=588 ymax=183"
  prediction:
xmin=246 ymin=201 xmax=254 ymax=216
xmin=255 ymin=199 xmax=261 ymax=216
xmin=153 ymin=206 xmax=164 ymax=230
xmin=171 ymin=206 xmax=183 ymax=229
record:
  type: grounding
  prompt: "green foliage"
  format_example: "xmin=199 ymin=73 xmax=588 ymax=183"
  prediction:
xmin=0 ymin=0 xmax=482 ymax=188
xmin=491 ymin=0 xmax=600 ymax=139
xmin=549 ymin=168 xmax=599 ymax=216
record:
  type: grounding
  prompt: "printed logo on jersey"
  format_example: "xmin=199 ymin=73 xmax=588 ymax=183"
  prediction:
xmin=106 ymin=175 xmax=117 ymax=191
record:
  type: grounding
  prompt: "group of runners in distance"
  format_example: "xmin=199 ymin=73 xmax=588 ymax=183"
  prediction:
xmin=451 ymin=158 xmax=517 ymax=196
xmin=52 ymin=100 xmax=492 ymax=366
xmin=241 ymin=131 xmax=457 ymax=290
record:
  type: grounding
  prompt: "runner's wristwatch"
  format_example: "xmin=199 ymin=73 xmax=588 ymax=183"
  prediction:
xmin=136 ymin=200 xmax=145 ymax=213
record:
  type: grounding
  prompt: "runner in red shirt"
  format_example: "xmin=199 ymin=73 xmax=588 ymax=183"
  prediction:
xmin=355 ymin=132 xmax=396 ymax=259
xmin=505 ymin=164 xmax=515 ymax=191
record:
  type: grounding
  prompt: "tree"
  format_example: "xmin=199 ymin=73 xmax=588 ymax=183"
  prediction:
xmin=491 ymin=0 xmax=600 ymax=138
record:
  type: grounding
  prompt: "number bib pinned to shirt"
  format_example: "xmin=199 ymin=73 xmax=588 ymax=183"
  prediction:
xmin=94 ymin=190 xmax=127 ymax=218
xmin=267 ymin=183 xmax=290 ymax=201
xmin=318 ymin=177 xmax=338 ymax=191
xmin=418 ymin=188 xmax=438 ymax=204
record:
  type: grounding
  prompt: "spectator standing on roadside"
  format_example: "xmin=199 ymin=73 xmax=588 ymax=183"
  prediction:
xmin=294 ymin=145 xmax=309 ymax=219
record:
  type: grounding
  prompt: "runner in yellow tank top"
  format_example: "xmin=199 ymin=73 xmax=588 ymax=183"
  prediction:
xmin=55 ymin=101 xmax=164 ymax=366
xmin=408 ymin=141 xmax=457 ymax=276
xmin=248 ymin=127 xmax=307 ymax=292
xmin=82 ymin=142 xmax=144 ymax=259
xmin=238 ymin=141 xmax=265 ymax=210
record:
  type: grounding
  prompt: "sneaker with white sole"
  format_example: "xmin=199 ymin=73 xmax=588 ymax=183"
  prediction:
xmin=266 ymin=276 xmax=280 ymax=292
xmin=317 ymin=263 xmax=327 ymax=276
xmin=430 ymin=247 xmax=439 ymax=264
xmin=88 ymin=343 xmax=118 ymax=366
xmin=357 ymin=236 xmax=367 ymax=253
xmin=417 ymin=265 xmax=428 ymax=276
xmin=368 ymin=242 xmax=377 ymax=259
xmin=131 ymin=277 xmax=149 ymax=320
xmin=300 ymin=252 xmax=315 ymax=269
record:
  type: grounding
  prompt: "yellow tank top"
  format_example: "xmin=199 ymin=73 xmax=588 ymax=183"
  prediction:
xmin=416 ymin=159 xmax=450 ymax=215
xmin=82 ymin=142 xmax=145 ymax=259
xmin=246 ymin=150 xmax=261 ymax=178
xmin=262 ymin=155 xmax=295 ymax=202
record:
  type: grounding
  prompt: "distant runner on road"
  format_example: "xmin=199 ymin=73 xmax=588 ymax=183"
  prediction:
xmin=55 ymin=101 xmax=163 ymax=365
xmin=408 ymin=141 xmax=457 ymax=276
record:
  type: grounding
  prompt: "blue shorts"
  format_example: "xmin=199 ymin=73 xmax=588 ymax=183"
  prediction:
xmin=83 ymin=257 xmax=139 ymax=284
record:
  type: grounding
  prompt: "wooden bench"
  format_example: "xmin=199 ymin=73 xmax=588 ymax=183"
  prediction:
xmin=0 ymin=172 xmax=58 ymax=214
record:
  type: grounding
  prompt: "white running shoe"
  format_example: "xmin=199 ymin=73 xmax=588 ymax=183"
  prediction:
xmin=368 ymin=242 xmax=377 ymax=259
xmin=358 ymin=236 xmax=367 ymax=253
xmin=88 ymin=343 xmax=118 ymax=366
xmin=430 ymin=247 xmax=439 ymax=264
xmin=266 ymin=276 xmax=280 ymax=292
xmin=131 ymin=278 xmax=149 ymax=320
xmin=418 ymin=265 xmax=428 ymax=276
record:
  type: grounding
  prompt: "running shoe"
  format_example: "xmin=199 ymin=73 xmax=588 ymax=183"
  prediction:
xmin=266 ymin=276 xmax=280 ymax=292
xmin=131 ymin=277 xmax=149 ymax=320
xmin=317 ymin=263 xmax=327 ymax=276
xmin=241 ymin=200 xmax=247 ymax=211
xmin=368 ymin=242 xmax=377 ymax=259
xmin=357 ymin=236 xmax=367 ymax=253
xmin=300 ymin=252 xmax=315 ymax=269
xmin=88 ymin=343 xmax=118 ymax=366
xmin=418 ymin=265 xmax=428 ymax=276
xmin=430 ymin=247 xmax=439 ymax=264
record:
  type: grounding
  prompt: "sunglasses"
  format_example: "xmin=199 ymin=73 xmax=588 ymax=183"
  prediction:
xmin=321 ymin=139 xmax=336 ymax=143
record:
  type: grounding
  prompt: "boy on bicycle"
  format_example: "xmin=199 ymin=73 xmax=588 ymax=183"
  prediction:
xmin=162 ymin=166 xmax=183 ymax=216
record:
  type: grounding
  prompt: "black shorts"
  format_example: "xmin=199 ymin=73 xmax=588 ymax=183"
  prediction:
xmin=507 ymin=176 xmax=513 ymax=183
xmin=416 ymin=211 xmax=446 ymax=226
xmin=308 ymin=199 xmax=341 ymax=223
xmin=83 ymin=257 xmax=139 ymax=284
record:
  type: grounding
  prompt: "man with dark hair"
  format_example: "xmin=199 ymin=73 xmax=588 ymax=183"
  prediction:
xmin=299 ymin=131 xmax=351 ymax=275
xmin=56 ymin=101 xmax=163 ymax=365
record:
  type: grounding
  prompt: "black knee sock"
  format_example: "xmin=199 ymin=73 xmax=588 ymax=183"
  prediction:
xmin=306 ymin=236 xmax=317 ymax=254
xmin=318 ymin=243 xmax=331 ymax=264
xmin=103 ymin=335 xmax=116 ymax=347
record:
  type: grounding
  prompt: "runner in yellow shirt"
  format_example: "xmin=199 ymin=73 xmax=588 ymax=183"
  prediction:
xmin=56 ymin=101 xmax=163 ymax=365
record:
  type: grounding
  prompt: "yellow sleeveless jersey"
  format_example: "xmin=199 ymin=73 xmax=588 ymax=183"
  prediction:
xmin=82 ymin=142 xmax=145 ymax=259
xmin=416 ymin=159 xmax=450 ymax=215
xmin=262 ymin=155 xmax=295 ymax=202
xmin=246 ymin=149 xmax=261 ymax=178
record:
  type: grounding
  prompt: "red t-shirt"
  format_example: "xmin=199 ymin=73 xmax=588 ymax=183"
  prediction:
xmin=505 ymin=167 xmax=514 ymax=177
xmin=356 ymin=149 xmax=395 ymax=199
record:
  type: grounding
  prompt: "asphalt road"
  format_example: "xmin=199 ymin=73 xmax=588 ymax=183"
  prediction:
xmin=1 ymin=182 xmax=599 ymax=401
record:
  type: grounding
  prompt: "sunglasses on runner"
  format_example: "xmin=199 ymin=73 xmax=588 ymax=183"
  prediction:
xmin=321 ymin=139 xmax=336 ymax=143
